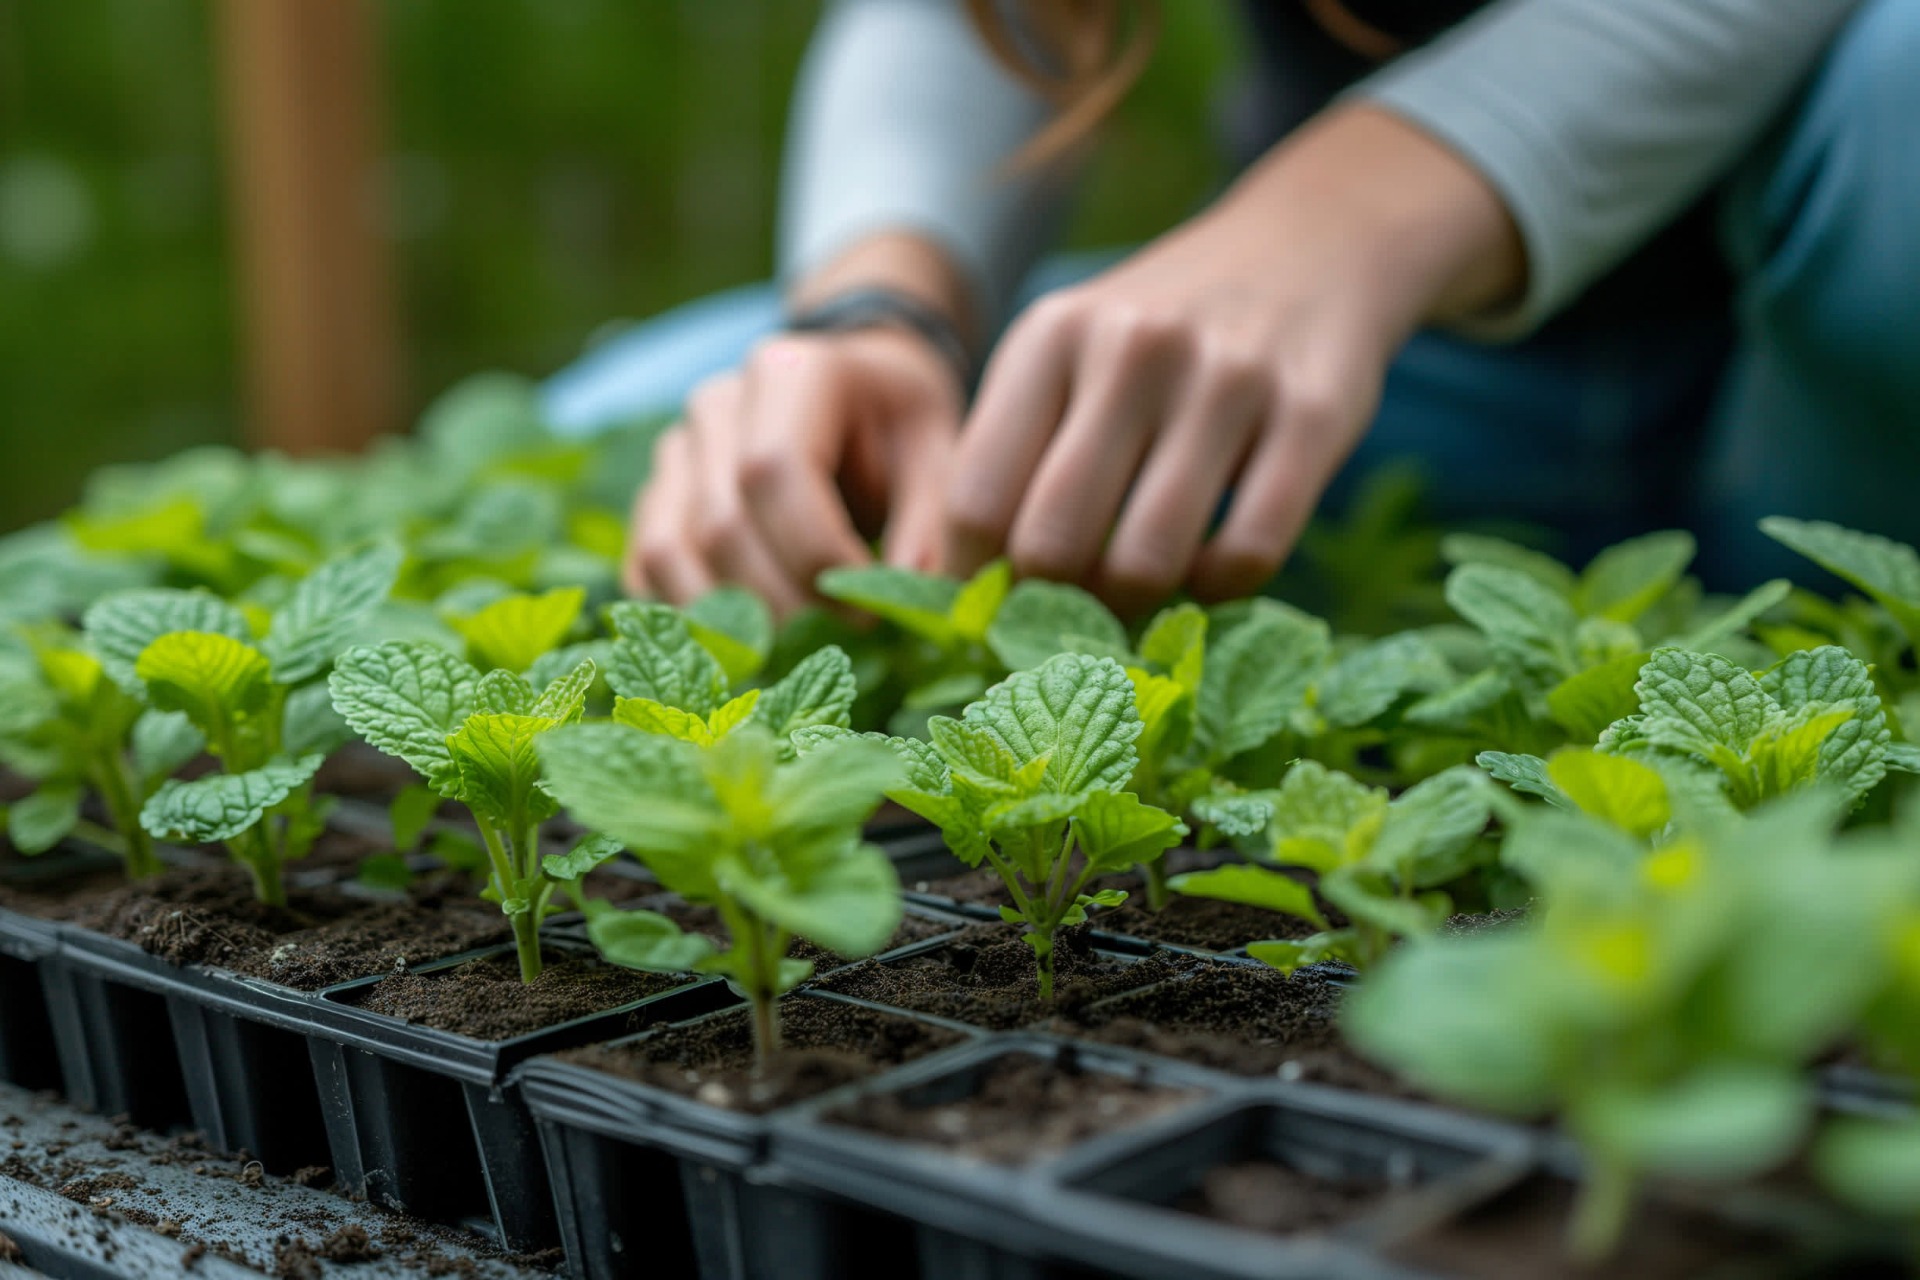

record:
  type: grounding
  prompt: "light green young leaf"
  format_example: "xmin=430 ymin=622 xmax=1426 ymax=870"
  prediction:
xmin=1575 ymin=530 xmax=1695 ymax=624
xmin=1445 ymin=563 xmax=1578 ymax=688
xmin=1405 ymin=667 xmax=1510 ymax=731
xmin=1195 ymin=602 xmax=1330 ymax=762
xmin=1576 ymin=1065 xmax=1811 ymax=1180
xmin=86 ymin=590 xmax=252 ymax=694
xmin=1368 ymin=767 xmax=1491 ymax=886
xmin=583 ymin=900 xmax=718 ymax=973
xmin=1071 ymin=790 xmax=1186 ymax=870
xmin=1746 ymin=706 xmax=1854 ymax=800
xmin=1264 ymin=760 xmax=1389 ymax=871
xmin=684 ymin=585 xmax=773 ymax=684
xmin=1635 ymin=648 xmax=1773 ymax=758
xmin=1317 ymin=632 xmax=1454 ymax=728
xmin=604 ymin=602 xmax=729 ymax=714
xmin=1477 ymin=751 xmax=1570 ymax=808
xmin=1171 ymin=862 xmax=1325 ymax=928
xmin=1439 ymin=533 xmax=1578 ymax=597
xmin=450 ymin=586 xmax=586 ymax=675
xmin=531 ymin=657 xmax=597 ymax=723
xmin=929 ymin=715 xmax=1026 ymax=787
xmin=1320 ymin=868 xmax=1448 ymax=938
xmin=526 ymin=639 xmax=611 ymax=694
xmin=1758 ymin=645 xmax=1889 ymax=804
xmin=536 ymin=723 xmax=719 ymax=870
xmin=1546 ymin=748 xmax=1670 ymax=839
xmin=1138 ymin=603 xmax=1207 ymax=696
xmin=1546 ymin=651 xmax=1649 ymax=741
xmin=1816 ymin=1118 xmax=1920 ymax=1218
xmin=762 ymin=731 xmax=904 ymax=839
xmin=541 ymin=832 xmax=626 ymax=883
xmin=9 ymin=785 xmax=80 ymax=855
xmin=1498 ymin=807 xmax=1646 ymax=896
xmin=135 ymin=632 xmax=272 ymax=736
xmin=388 ymin=783 xmax=441 ymax=854
xmin=447 ymin=714 xmax=559 ymax=826
xmin=328 ymin=642 xmax=482 ymax=793
xmin=474 ymin=668 xmax=536 ymax=715
xmin=985 ymin=579 xmax=1128 ymax=672
xmin=816 ymin=564 xmax=959 ymax=642
xmin=750 ymin=645 xmax=856 ymax=743
xmin=282 ymin=680 xmax=351 ymax=758
xmin=141 ymin=754 xmax=324 ymax=844
xmin=261 ymin=542 xmax=403 ymax=683
xmin=964 ymin=653 xmax=1141 ymax=795
xmin=719 ymin=832 xmax=902 ymax=959
xmin=131 ymin=709 xmax=205 ymax=783
xmin=950 ymin=559 xmax=1012 ymax=643
xmin=1760 ymin=517 xmax=1920 ymax=643
xmin=1190 ymin=791 xmax=1275 ymax=839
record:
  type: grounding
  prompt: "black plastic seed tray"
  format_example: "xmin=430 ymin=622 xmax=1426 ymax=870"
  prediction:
xmin=299 ymin=941 xmax=735 ymax=1252
xmin=1027 ymin=1082 xmax=1538 ymax=1280
xmin=0 ymin=904 xmax=62 ymax=1092
xmin=763 ymin=1033 xmax=1230 ymax=1280
xmin=517 ymin=989 xmax=984 ymax=1280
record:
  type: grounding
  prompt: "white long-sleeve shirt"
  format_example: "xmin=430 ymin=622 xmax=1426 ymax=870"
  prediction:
xmin=777 ymin=0 xmax=1860 ymax=337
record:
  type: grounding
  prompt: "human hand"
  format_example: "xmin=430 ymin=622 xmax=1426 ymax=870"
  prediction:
xmin=626 ymin=325 xmax=963 ymax=615
xmin=944 ymin=105 xmax=1523 ymax=616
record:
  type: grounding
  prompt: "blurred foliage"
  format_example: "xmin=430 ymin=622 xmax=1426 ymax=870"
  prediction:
xmin=0 ymin=0 xmax=1235 ymax=530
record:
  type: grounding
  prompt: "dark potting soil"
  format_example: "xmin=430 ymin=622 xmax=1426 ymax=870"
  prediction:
xmin=56 ymin=863 xmax=509 ymax=989
xmin=343 ymin=949 xmax=693 ymax=1040
xmin=814 ymin=921 xmax=1197 ymax=1030
xmin=1065 ymin=960 xmax=1416 ymax=1096
xmin=563 ymin=996 xmax=967 ymax=1115
xmin=827 ymin=1049 xmax=1201 ymax=1167
xmin=1387 ymin=1174 xmax=1814 ymax=1280
xmin=1173 ymin=1159 xmax=1392 ymax=1236
xmin=1093 ymin=894 xmax=1320 ymax=951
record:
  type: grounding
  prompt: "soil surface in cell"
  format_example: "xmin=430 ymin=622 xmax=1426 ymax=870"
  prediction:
xmin=1173 ymin=1159 xmax=1394 ymax=1235
xmin=344 ymin=948 xmax=695 ymax=1040
xmin=564 ymin=996 xmax=966 ymax=1115
xmin=828 ymin=1049 xmax=1200 ymax=1166
xmin=1092 ymin=892 xmax=1320 ymax=951
xmin=37 ymin=863 xmax=509 ymax=990
xmin=814 ymin=921 xmax=1196 ymax=1030
xmin=1387 ymin=1174 xmax=1834 ymax=1280
xmin=1063 ymin=960 xmax=1415 ymax=1096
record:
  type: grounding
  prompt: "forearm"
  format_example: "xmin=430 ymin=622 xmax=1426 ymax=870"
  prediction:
xmin=777 ymin=0 xmax=1077 ymax=330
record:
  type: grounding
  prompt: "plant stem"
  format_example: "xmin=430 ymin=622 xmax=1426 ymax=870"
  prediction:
xmin=1035 ymin=933 xmax=1056 ymax=1002
xmin=1567 ymin=1152 xmax=1635 ymax=1264
xmin=511 ymin=908 xmax=543 ymax=984
xmin=1142 ymin=859 xmax=1171 ymax=912
xmin=239 ymin=828 xmax=286 ymax=908
xmin=94 ymin=753 xmax=161 ymax=879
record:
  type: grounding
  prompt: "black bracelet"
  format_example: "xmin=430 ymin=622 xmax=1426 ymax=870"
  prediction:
xmin=784 ymin=287 xmax=975 ymax=394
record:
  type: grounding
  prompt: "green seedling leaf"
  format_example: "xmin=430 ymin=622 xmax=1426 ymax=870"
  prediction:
xmin=135 ymin=632 xmax=272 ymax=743
xmin=950 ymin=559 xmax=1012 ymax=643
xmin=475 ymin=668 xmax=536 ymax=716
xmin=537 ymin=724 xmax=719 ymax=880
xmin=1317 ymin=632 xmax=1454 ymax=729
xmin=1138 ymin=603 xmax=1207 ymax=696
xmin=542 ymin=832 xmax=626 ymax=883
xmin=1367 ymin=767 xmax=1491 ymax=887
xmin=1575 ymin=530 xmax=1694 ymax=624
xmin=447 ymin=714 xmax=560 ymax=826
xmin=1446 ymin=562 xmax=1579 ymax=689
xmin=86 ymin=589 xmax=251 ymax=695
xmin=1263 ymin=760 xmax=1389 ymax=872
xmin=719 ymin=831 xmax=902 ymax=959
xmin=261 ymin=542 xmax=403 ymax=683
xmin=1195 ymin=601 xmax=1330 ymax=762
xmin=1758 ymin=645 xmax=1889 ymax=805
xmin=1817 ymin=1119 xmax=1920 ymax=1218
xmin=1577 ymin=1065 xmax=1810 ymax=1181
xmin=1547 ymin=651 xmax=1649 ymax=741
xmin=1172 ymin=862 xmax=1325 ymax=929
xmin=1440 ymin=533 xmax=1578 ymax=596
xmin=1635 ymin=648 xmax=1773 ymax=761
xmin=131 ymin=709 xmax=205 ymax=784
xmin=985 ymin=578 xmax=1128 ymax=671
xmin=450 ymin=586 xmax=586 ymax=674
xmin=283 ymin=681 xmax=351 ymax=758
xmin=1760 ymin=517 xmax=1920 ymax=643
xmin=1477 ymin=751 xmax=1570 ymax=808
xmin=1190 ymin=791 xmax=1274 ymax=839
xmin=329 ymin=642 xmax=482 ymax=794
xmin=604 ymin=602 xmax=729 ymax=714
xmin=816 ymin=564 xmax=960 ymax=642
xmin=142 ymin=754 xmax=324 ymax=844
xmin=584 ymin=901 xmax=718 ymax=972
xmin=1547 ymin=748 xmax=1670 ymax=839
xmin=750 ymin=645 xmax=857 ymax=744
xmin=965 ymin=653 xmax=1142 ymax=795
xmin=388 ymin=783 xmax=442 ymax=855
xmin=1071 ymin=790 xmax=1186 ymax=870
xmin=685 ymin=585 xmax=774 ymax=684
xmin=9 ymin=785 xmax=80 ymax=855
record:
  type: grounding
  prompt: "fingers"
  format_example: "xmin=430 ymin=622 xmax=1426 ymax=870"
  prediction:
xmin=629 ymin=427 xmax=716 ymax=603
xmin=944 ymin=298 xmax=1077 ymax=575
xmin=1187 ymin=382 xmax=1365 ymax=601
xmin=879 ymin=412 xmax=955 ymax=574
xmin=738 ymin=340 xmax=874 ymax=593
xmin=1098 ymin=342 xmax=1268 ymax=615
xmin=683 ymin=380 xmax=812 ymax=616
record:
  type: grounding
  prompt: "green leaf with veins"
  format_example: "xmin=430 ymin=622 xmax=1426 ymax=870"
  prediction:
xmin=1446 ymin=563 xmax=1579 ymax=690
xmin=135 ymin=632 xmax=272 ymax=743
xmin=449 ymin=586 xmax=585 ymax=674
xmin=530 ymin=658 xmax=597 ymax=723
xmin=1758 ymin=645 xmax=1889 ymax=804
xmin=1171 ymin=862 xmax=1325 ymax=928
xmin=1070 ymin=789 xmax=1186 ymax=870
xmin=684 ymin=585 xmax=773 ymax=684
xmin=329 ymin=642 xmax=482 ymax=794
xmin=1259 ymin=760 xmax=1388 ymax=872
xmin=536 ymin=723 xmax=722 ymax=889
xmin=816 ymin=564 xmax=960 ymax=642
xmin=1138 ymin=603 xmax=1207 ymax=695
xmin=1440 ymin=533 xmax=1578 ymax=597
xmin=474 ymin=668 xmax=536 ymax=716
xmin=614 ymin=690 xmax=759 ymax=746
xmin=261 ymin=542 xmax=402 ymax=683
xmin=749 ymin=645 xmax=856 ymax=744
xmin=1195 ymin=601 xmax=1329 ymax=762
xmin=1365 ymin=767 xmax=1490 ymax=887
xmin=604 ymin=602 xmax=728 ymax=714
xmin=1574 ymin=530 xmax=1695 ymax=624
xmin=950 ymin=560 xmax=1012 ymax=643
xmin=1546 ymin=748 xmax=1670 ymax=839
xmin=447 ymin=713 xmax=562 ymax=826
xmin=1635 ymin=649 xmax=1774 ymax=761
xmin=9 ymin=785 xmax=80 ymax=855
xmin=964 ymin=653 xmax=1141 ymax=795
xmin=141 ymin=754 xmax=324 ymax=844
xmin=541 ymin=832 xmax=626 ymax=884
xmin=1478 ymin=751 xmax=1569 ymax=808
xmin=1189 ymin=791 xmax=1274 ymax=839
xmin=985 ymin=578 xmax=1128 ymax=671
xmin=582 ymin=900 xmax=719 ymax=972
xmin=86 ymin=589 xmax=252 ymax=695
xmin=1760 ymin=517 xmax=1920 ymax=644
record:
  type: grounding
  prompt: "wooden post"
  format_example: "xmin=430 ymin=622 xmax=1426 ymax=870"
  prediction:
xmin=215 ymin=0 xmax=401 ymax=454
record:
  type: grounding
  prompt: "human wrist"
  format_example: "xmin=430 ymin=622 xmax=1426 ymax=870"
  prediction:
xmin=787 ymin=230 xmax=979 ymax=350
xmin=786 ymin=287 xmax=976 ymax=393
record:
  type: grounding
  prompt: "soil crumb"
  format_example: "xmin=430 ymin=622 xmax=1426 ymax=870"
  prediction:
xmin=347 ymin=949 xmax=692 ymax=1040
xmin=563 ymin=996 xmax=965 ymax=1115
xmin=827 ymin=1047 xmax=1200 ymax=1166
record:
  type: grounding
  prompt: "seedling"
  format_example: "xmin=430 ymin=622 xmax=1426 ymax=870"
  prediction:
xmin=329 ymin=639 xmax=597 ymax=981
xmin=804 ymin=652 xmax=1186 ymax=999
xmin=1173 ymin=761 xmax=1490 ymax=972
xmin=538 ymin=721 xmax=902 ymax=1066
xmin=83 ymin=543 xmax=401 ymax=904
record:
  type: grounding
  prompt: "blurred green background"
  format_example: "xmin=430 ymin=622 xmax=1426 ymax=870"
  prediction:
xmin=0 ymin=0 xmax=1237 ymax=530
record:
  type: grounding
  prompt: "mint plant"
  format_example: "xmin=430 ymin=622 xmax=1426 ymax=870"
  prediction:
xmin=801 ymin=652 xmax=1186 ymax=999
xmin=1347 ymin=796 xmax=1915 ymax=1261
xmin=1173 ymin=762 xmax=1490 ymax=973
xmin=329 ymin=640 xmax=597 ymax=981
xmin=81 ymin=543 xmax=401 ymax=904
xmin=538 ymin=721 xmax=903 ymax=1065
